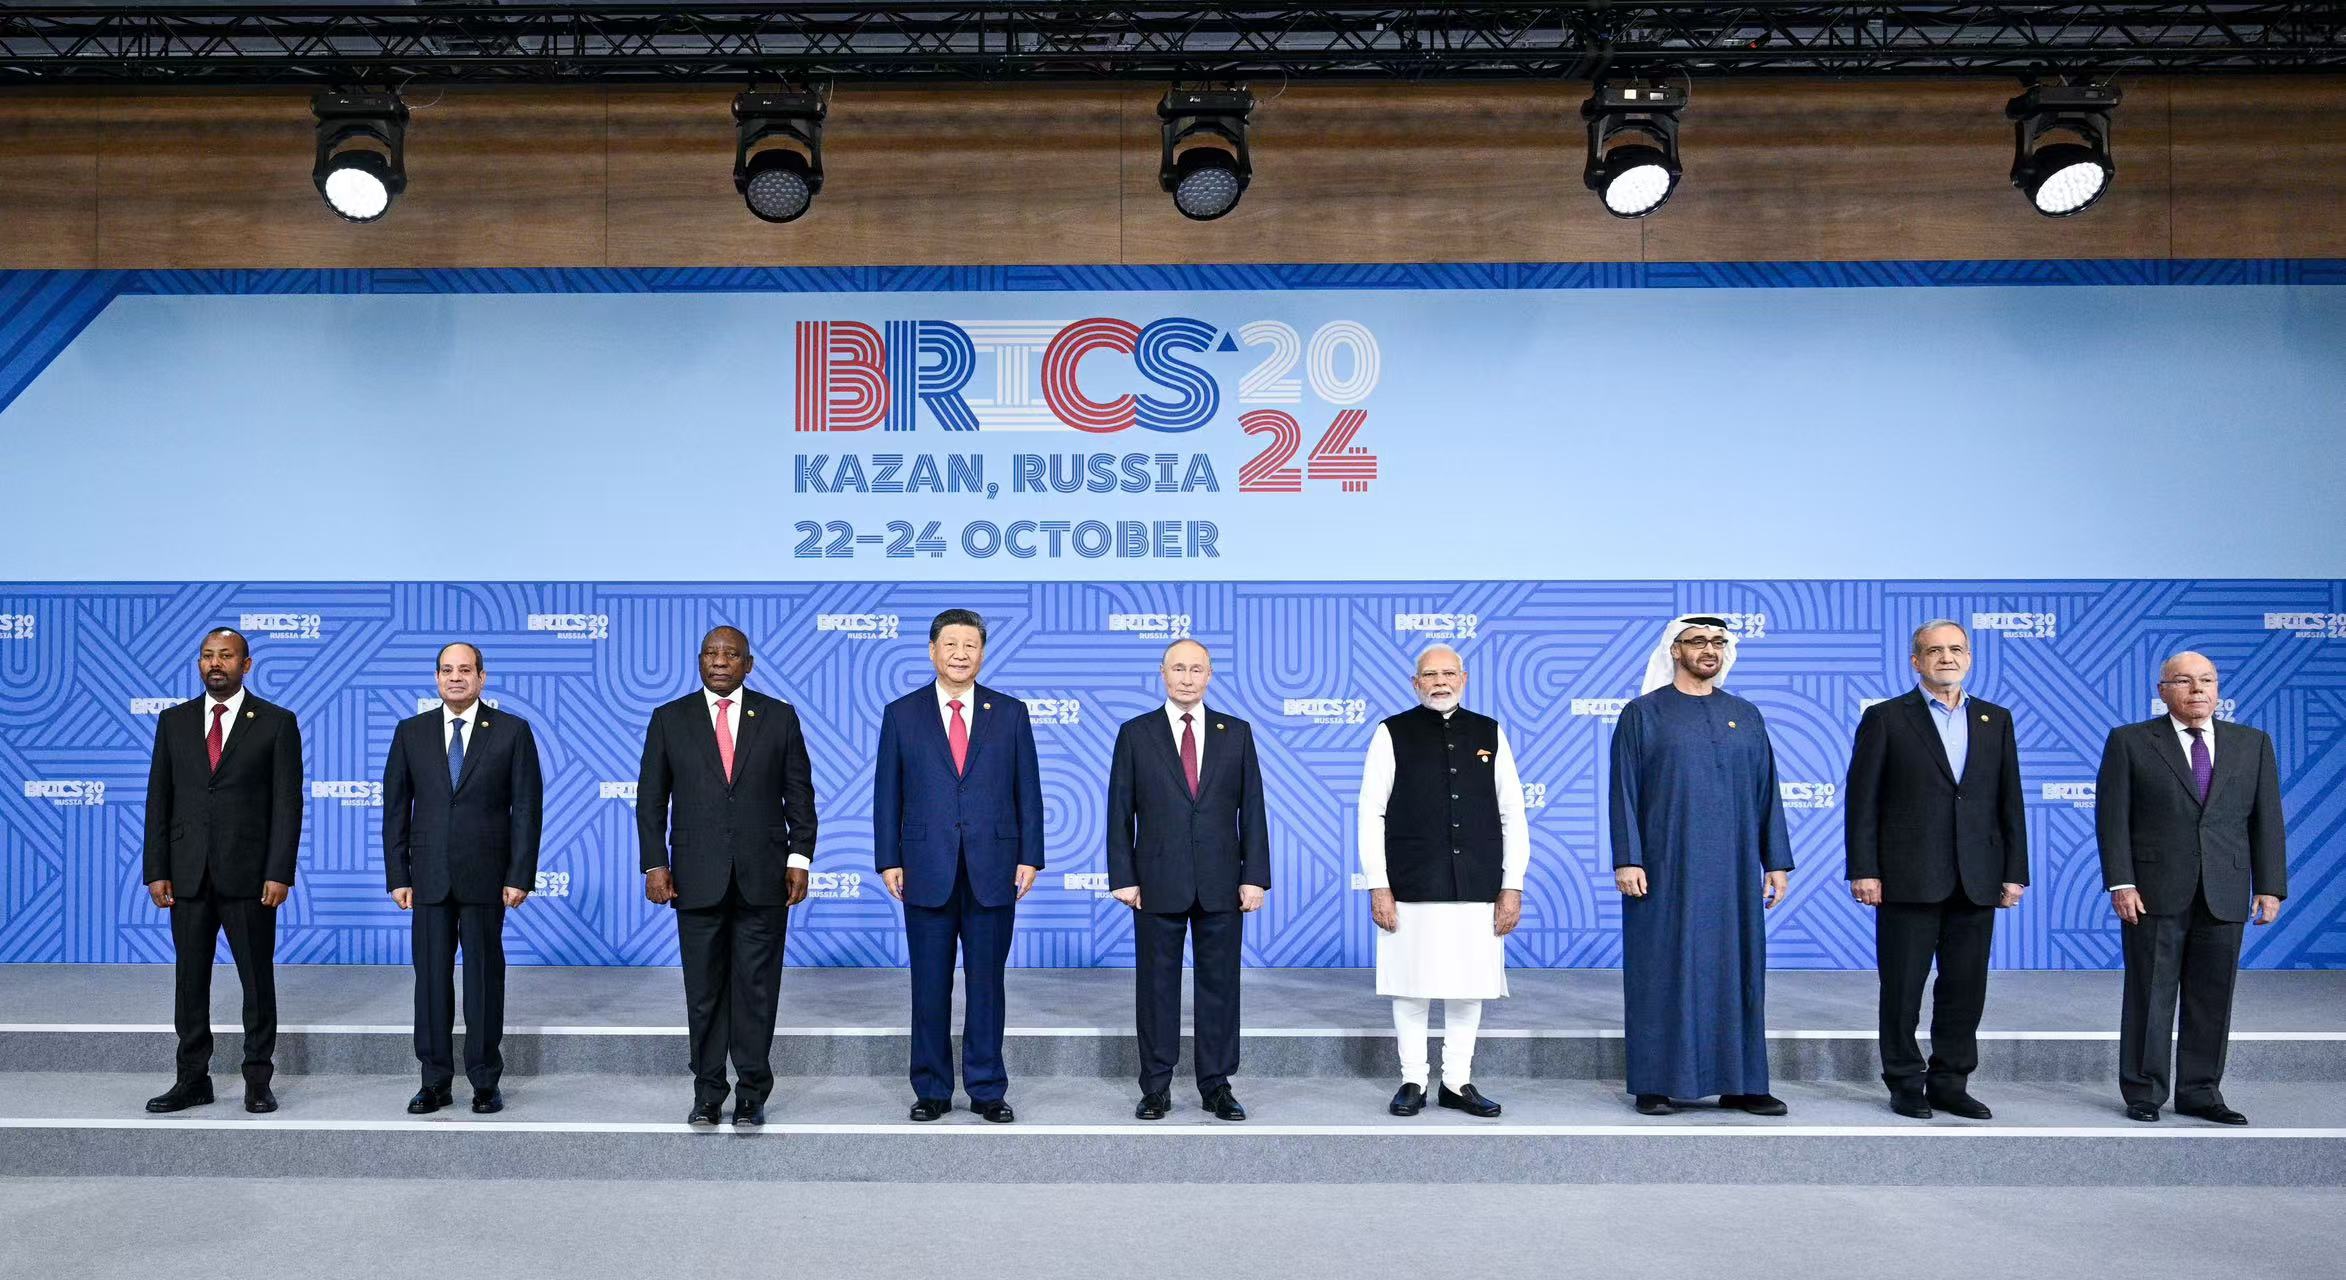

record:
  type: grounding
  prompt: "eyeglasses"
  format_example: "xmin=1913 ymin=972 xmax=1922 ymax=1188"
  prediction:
xmin=1673 ymin=637 xmax=1730 ymax=651
xmin=2158 ymin=675 xmax=2219 ymax=690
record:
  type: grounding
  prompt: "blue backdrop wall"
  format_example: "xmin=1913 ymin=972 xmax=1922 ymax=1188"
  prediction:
xmin=2 ymin=263 xmax=2341 ymax=969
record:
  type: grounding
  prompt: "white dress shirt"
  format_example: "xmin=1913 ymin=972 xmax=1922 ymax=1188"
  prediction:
xmin=935 ymin=680 xmax=979 ymax=734
xmin=442 ymin=700 xmax=480 ymax=753
xmin=703 ymin=685 xmax=810 ymax=871
xmin=200 ymin=687 xmax=248 ymax=751
xmin=1357 ymin=710 xmax=1530 ymax=892
xmin=1164 ymin=699 xmax=1205 ymax=773
xmin=2109 ymin=715 xmax=2219 ymax=893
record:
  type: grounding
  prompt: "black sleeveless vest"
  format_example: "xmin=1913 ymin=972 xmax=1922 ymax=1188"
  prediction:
xmin=1380 ymin=705 xmax=1505 ymax=902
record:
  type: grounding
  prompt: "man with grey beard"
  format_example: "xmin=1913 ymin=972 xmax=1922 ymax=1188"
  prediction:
xmin=1357 ymin=644 xmax=1529 ymax=1119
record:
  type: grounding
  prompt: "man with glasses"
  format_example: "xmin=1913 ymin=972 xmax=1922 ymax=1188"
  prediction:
xmin=1843 ymin=620 xmax=2028 ymax=1120
xmin=2097 ymin=651 xmax=2288 ymax=1124
xmin=1610 ymin=615 xmax=1793 ymax=1117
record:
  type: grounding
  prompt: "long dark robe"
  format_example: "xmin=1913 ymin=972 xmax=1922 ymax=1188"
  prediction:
xmin=1608 ymin=685 xmax=1794 ymax=1099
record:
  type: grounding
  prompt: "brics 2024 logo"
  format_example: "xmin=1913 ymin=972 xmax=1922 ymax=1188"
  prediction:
xmin=528 ymin=613 xmax=609 ymax=641
xmin=24 ymin=780 xmax=104 ymax=806
xmin=240 ymin=611 xmax=321 ymax=640
xmin=0 ymin=613 xmax=34 ymax=641
xmin=1026 ymin=697 xmax=1082 ymax=727
xmin=2267 ymin=612 xmax=2346 ymax=639
xmin=1107 ymin=613 xmax=1193 ymax=640
xmin=1284 ymin=697 xmax=1368 ymax=726
xmin=1394 ymin=613 xmax=1479 ymax=641
xmin=1974 ymin=611 xmax=2058 ymax=639
xmin=816 ymin=613 xmax=900 ymax=640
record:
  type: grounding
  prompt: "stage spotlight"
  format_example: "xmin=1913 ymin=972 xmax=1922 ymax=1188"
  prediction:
xmin=1582 ymin=80 xmax=1685 ymax=219
xmin=1158 ymin=88 xmax=1254 ymax=221
xmin=311 ymin=90 xmax=408 ymax=223
xmin=733 ymin=90 xmax=826 ymax=223
xmin=2007 ymin=82 xmax=2120 ymax=217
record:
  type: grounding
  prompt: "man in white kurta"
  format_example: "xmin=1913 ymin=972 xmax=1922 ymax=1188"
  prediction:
xmin=1358 ymin=644 xmax=1531 ymax=1118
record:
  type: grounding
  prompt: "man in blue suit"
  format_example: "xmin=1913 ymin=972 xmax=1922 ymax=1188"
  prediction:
xmin=1107 ymin=638 xmax=1270 ymax=1122
xmin=875 ymin=609 xmax=1044 ymax=1123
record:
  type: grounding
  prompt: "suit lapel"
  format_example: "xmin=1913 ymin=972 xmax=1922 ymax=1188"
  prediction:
xmin=2201 ymin=721 xmax=2246 ymax=809
xmin=1188 ymin=706 xmax=1225 ymax=804
xmin=688 ymin=693 xmax=729 ymax=783
xmin=1895 ymin=690 xmax=1957 ymax=786
xmin=2148 ymin=719 xmax=2202 ymax=805
xmin=915 ymin=687 xmax=960 ymax=777
xmin=730 ymin=690 xmax=763 ymax=782
xmin=453 ymin=711 xmax=490 ymax=793
xmin=212 ymin=696 xmax=261 ymax=773
xmin=958 ymin=688 xmax=991 ymax=777
xmin=1957 ymin=699 xmax=1995 ymax=788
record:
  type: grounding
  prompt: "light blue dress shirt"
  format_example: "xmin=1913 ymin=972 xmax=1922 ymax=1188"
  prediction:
xmin=1921 ymin=686 xmax=1969 ymax=779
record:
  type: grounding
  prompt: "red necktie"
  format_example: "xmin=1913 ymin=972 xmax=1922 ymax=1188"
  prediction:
xmin=1180 ymin=712 xmax=1199 ymax=797
xmin=714 ymin=697 xmax=736 ymax=782
xmin=948 ymin=699 xmax=969 ymax=775
xmin=206 ymin=703 xmax=226 ymax=773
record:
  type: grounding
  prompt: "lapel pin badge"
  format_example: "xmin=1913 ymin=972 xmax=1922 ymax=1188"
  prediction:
xmin=1728 ymin=720 xmax=1737 ymax=729
xmin=983 ymin=702 xmax=992 ymax=711
xmin=1980 ymin=713 xmax=1990 ymax=722
xmin=244 ymin=710 xmax=256 ymax=719
xmin=1217 ymin=722 xmax=1226 ymax=731
xmin=1476 ymin=748 xmax=1493 ymax=761
xmin=746 ymin=708 xmax=757 ymax=718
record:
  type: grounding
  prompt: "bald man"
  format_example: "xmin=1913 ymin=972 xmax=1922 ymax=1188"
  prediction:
xmin=1106 ymin=639 xmax=1270 ymax=1121
xmin=2098 ymin=651 xmax=2287 ymax=1124
xmin=638 ymin=626 xmax=818 ymax=1127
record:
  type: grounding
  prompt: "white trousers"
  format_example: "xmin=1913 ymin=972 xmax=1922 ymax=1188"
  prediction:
xmin=1392 ymin=996 xmax=1483 ymax=1088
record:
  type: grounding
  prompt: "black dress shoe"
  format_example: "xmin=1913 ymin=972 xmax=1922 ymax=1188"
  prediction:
xmin=1720 ymin=1093 xmax=1788 ymax=1116
xmin=244 ymin=1084 xmax=278 ymax=1114
xmin=145 ymin=1079 xmax=214 ymax=1114
xmin=733 ymin=1099 xmax=766 ymax=1127
xmin=687 ymin=1101 xmax=724 ymax=1128
xmin=1891 ymin=1094 xmax=1934 ymax=1120
xmin=2124 ymin=1102 xmax=2161 ymax=1122
xmin=1388 ymin=1083 xmax=1426 ymax=1116
xmin=1634 ymin=1094 xmax=1677 ymax=1116
xmin=471 ymin=1089 xmax=503 ymax=1115
xmin=972 ymin=1100 xmax=1016 ymax=1124
xmin=1202 ymin=1086 xmax=1247 ymax=1122
xmin=2179 ymin=1102 xmax=2248 ymax=1126
xmin=908 ymin=1097 xmax=951 ymax=1123
xmin=407 ymin=1084 xmax=453 ymax=1115
xmin=1134 ymin=1091 xmax=1170 ymax=1120
xmin=1438 ymin=1083 xmax=1502 ymax=1118
xmin=1929 ymin=1090 xmax=1994 ymax=1120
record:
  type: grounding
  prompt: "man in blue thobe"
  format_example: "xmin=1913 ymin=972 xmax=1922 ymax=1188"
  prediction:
xmin=1609 ymin=615 xmax=1794 ymax=1117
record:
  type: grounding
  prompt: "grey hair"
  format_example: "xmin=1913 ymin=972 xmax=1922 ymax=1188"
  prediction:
xmin=1910 ymin=619 xmax=1968 ymax=654
xmin=1162 ymin=637 xmax=1210 ymax=664
xmin=1413 ymin=644 xmax=1464 ymax=675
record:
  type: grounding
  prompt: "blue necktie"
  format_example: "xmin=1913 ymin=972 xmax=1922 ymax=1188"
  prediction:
xmin=448 ymin=718 xmax=466 ymax=789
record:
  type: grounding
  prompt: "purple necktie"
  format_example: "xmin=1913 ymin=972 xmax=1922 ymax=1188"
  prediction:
xmin=1179 ymin=712 xmax=1199 ymax=798
xmin=2186 ymin=727 xmax=2213 ymax=803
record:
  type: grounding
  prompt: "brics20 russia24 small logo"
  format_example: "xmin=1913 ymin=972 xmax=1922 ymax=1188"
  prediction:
xmin=239 ymin=612 xmax=322 ymax=640
xmin=2266 ymin=612 xmax=2346 ymax=639
xmin=311 ymin=781 xmax=382 ymax=808
xmin=1973 ymin=611 xmax=2058 ymax=639
xmin=1284 ymin=697 xmax=1367 ymax=726
xmin=1107 ymin=613 xmax=1193 ymax=640
xmin=1779 ymin=781 xmax=1838 ymax=810
xmin=0 ymin=613 xmax=35 ymax=641
xmin=532 ymin=871 xmax=573 ymax=899
xmin=24 ymin=780 xmax=104 ymax=806
xmin=816 ymin=613 xmax=901 ymax=640
xmin=1394 ymin=613 xmax=1478 ymax=641
xmin=1026 ymin=697 xmax=1082 ymax=727
xmin=528 ymin=613 xmax=609 ymax=640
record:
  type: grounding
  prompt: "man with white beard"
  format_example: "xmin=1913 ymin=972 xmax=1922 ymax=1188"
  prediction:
xmin=1357 ymin=644 xmax=1531 ymax=1118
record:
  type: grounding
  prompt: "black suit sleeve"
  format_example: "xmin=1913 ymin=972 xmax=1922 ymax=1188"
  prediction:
xmin=267 ymin=711 xmax=304 ymax=886
xmin=1997 ymin=711 xmax=2029 ymax=886
xmin=1238 ymin=725 xmax=1270 ymax=890
xmin=637 ymin=708 xmax=673 ymax=874
xmin=508 ymin=720 xmax=544 ymax=890
xmin=1842 ymin=707 xmax=1886 ymax=882
xmin=781 ymin=707 xmax=818 ymax=863
xmin=383 ymin=724 xmax=413 ymax=891
xmin=142 ymin=713 xmax=173 ymax=885
xmin=2249 ymin=731 xmax=2288 ymax=900
xmin=2094 ymin=727 xmax=2133 ymax=892
xmin=1105 ymin=723 xmax=1138 ymax=892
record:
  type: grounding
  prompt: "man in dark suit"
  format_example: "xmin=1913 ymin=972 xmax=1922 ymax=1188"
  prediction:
xmin=383 ymin=641 xmax=542 ymax=1115
xmin=638 ymin=625 xmax=817 ymax=1127
xmin=141 ymin=627 xmax=302 ymax=1115
xmin=1844 ymin=619 xmax=2029 ymax=1120
xmin=1107 ymin=638 xmax=1270 ymax=1122
xmin=874 ymin=608 xmax=1043 ymax=1123
xmin=2099 ymin=650 xmax=2287 ymax=1124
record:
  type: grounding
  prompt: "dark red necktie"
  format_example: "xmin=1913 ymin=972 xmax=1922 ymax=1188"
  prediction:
xmin=1180 ymin=712 xmax=1199 ymax=798
xmin=206 ymin=703 xmax=226 ymax=773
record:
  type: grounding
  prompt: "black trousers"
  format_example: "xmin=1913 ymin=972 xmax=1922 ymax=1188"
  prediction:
xmin=169 ymin=887 xmax=277 ymax=1086
xmin=675 ymin=879 xmax=790 ymax=1107
xmin=2119 ymin=885 xmax=2243 ymax=1110
xmin=412 ymin=898 xmax=508 ymax=1091
xmin=1134 ymin=902 xmax=1242 ymax=1098
xmin=1875 ymin=892 xmax=1996 ymax=1098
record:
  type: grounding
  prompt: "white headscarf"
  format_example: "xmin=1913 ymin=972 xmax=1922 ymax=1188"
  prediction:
xmin=1640 ymin=614 xmax=1739 ymax=694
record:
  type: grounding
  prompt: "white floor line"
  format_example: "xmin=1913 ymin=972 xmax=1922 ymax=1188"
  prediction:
xmin=5 ymin=1024 xmax=2341 ymax=1041
xmin=3 ymin=1116 xmax=2342 ymax=1139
